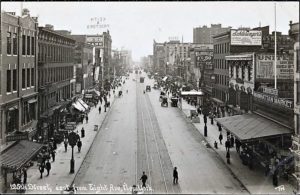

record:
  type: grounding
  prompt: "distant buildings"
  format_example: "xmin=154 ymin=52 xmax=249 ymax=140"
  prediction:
xmin=193 ymin=24 xmax=231 ymax=44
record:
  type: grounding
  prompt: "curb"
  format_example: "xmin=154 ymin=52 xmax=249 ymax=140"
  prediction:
xmin=178 ymin=106 xmax=251 ymax=194
xmin=67 ymin=86 xmax=122 ymax=192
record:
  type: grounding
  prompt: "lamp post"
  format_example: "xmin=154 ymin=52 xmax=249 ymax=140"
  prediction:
xmin=68 ymin=131 xmax=78 ymax=173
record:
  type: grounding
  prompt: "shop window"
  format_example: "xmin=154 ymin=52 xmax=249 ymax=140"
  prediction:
xmin=297 ymin=115 xmax=300 ymax=135
xmin=7 ymin=69 xmax=11 ymax=92
xmin=13 ymin=69 xmax=17 ymax=91
xmin=13 ymin=33 xmax=17 ymax=55
xmin=6 ymin=109 xmax=18 ymax=133
xmin=27 ymin=36 xmax=31 ymax=55
xmin=22 ymin=35 xmax=26 ymax=55
xmin=7 ymin=32 xmax=12 ymax=55
xmin=230 ymin=65 xmax=234 ymax=78
xmin=27 ymin=68 xmax=30 ymax=87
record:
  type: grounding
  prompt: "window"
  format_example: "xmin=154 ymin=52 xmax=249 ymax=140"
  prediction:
xmin=22 ymin=35 xmax=26 ymax=55
xmin=7 ymin=32 xmax=12 ymax=55
xmin=31 ymin=68 xmax=34 ymax=86
xmin=236 ymin=66 xmax=239 ymax=78
xmin=297 ymin=115 xmax=300 ymax=135
xmin=22 ymin=68 xmax=26 ymax=88
xmin=297 ymin=81 xmax=300 ymax=104
xmin=31 ymin=37 xmax=35 ymax=55
xmin=297 ymin=49 xmax=300 ymax=73
xmin=248 ymin=66 xmax=252 ymax=81
xmin=7 ymin=69 xmax=11 ymax=92
xmin=27 ymin=68 xmax=30 ymax=87
xmin=230 ymin=65 xmax=234 ymax=78
xmin=0 ymin=70 xmax=1 ymax=95
xmin=13 ymin=33 xmax=17 ymax=55
xmin=27 ymin=36 xmax=31 ymax=55
xmin=242 ymin=66 xmax=245 ymax=80
xmin=13 ymin=69 xmax=17 ymax=91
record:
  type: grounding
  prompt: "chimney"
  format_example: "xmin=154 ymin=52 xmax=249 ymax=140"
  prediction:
xmin=22 ymin=8 xmax=30 ymax=16
xmin=45 ymin=24 xmax=54 ymax=31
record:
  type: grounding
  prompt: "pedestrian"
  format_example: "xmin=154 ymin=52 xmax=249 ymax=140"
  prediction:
xmin=226 ymin=151 xmax=230 ymax=164
xmin=51 ymin=150 xmax=56 ymax=162
xmin=86 ymin=115 xmax=89 ymax=123
xmin=77 ymin=140 xmax=82 ymax=153
xmin=273 ymin=169 xmax=279 ymax=186
xmin=219 ymin=133 xmax=223 ymax=145
xmin=45 ymin=160 xmax=51 ymax=176
xmin=214 ymin=141 xmax=218 ymax=149
xmin=230 ymin=135 xmax=235 ymax=148
xmin=23 ymin=168 xmax=27 ymax=184
xmin=235 ymin=139 xmax=241 ymax=154
xmin=225 ymin=139 xmax=230 ymax=152
xmin=39 ymin=164 xmax=44 ymax=179
xmin=99 ymin=106 xmax=101 ymax=114
xmin=173 ymin=167 xmax=178 ymax=184
xmin=197 ymin=107 xmax=202 ymax=115
xmin=100 ymin=98 xmax=103 ymax=105
xmin=104 ymin=104 xmax=107 ymax=112
xmin=81 ymin=127 xmax=85 ymax=138
xmin=64 ymin=139 xmax=68 ymax=152
xmin=140 ymin=171 xmax=148 ymax=188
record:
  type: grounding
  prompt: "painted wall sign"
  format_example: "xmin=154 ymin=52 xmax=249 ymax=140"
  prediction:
xmin=231 ymin=30 xmax=262 ymax=46
xmin=256 ymin=54 xmax=294 ymax=80
xmin=253 ymin=91 xmax=293 ymax=108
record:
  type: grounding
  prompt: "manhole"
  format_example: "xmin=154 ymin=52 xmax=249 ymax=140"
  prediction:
xmin=52 ymin=173 xmax=57 ymax=175
xmin=225 ymin=186 xmax=234 ymax=189
xmin=60 ymin=162 xmax=64 ymax=164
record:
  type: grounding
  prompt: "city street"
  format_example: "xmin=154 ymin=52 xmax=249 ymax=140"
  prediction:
xmin=72 ymin=72 xmax=247 ymax=194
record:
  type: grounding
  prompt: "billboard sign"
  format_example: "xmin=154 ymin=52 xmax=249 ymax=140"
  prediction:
xmin=231 ymin=30 xmax=262 ymax=46
xmin=195 ymin=51 xmax=213 ymax=70
xmin=256 ymin=54 xmax=294 ymax=80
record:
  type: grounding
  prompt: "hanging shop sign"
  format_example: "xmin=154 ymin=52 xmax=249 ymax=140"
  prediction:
xmin=256 ymin=54 xmax=294 ymax=80
xmin=253 ymin=91 xmax=293 ymax=108
xmin=231 ymin=30 xmax=262 ymax=46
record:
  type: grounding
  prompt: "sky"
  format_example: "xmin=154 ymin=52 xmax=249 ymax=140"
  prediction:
xmin=1 ymin=1 xmax=299 ymax=61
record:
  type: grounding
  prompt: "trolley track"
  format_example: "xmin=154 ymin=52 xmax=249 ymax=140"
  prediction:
xmin=136 ymin=75 xmax=181 ymax=194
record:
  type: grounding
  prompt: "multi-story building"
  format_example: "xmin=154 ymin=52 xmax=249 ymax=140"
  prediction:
xmin=0 ymin=10 xmax=38 ymax=146
xmin=212 ymin=28 xmax=263 ymax=106
xmin=153 ymin=40 xmax=166 ymax=75
xmin=289 ymin=21 xmax=300 ymax=190
xmin=37 ymin=24 xmax=76 ymax=142
xmin=193 ymin=24 xmax=231 ymax=44
xmin=67 ymin=35 xmax=94 ymax=94
xmin=86 ymin=31 xmax=112 ymax=90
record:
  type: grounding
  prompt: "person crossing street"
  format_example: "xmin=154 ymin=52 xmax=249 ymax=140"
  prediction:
xmin=140 ymin=171 xmax=148 ymax=188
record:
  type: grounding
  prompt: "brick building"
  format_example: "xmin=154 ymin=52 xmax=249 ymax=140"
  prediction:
xmin=0 ymin=10 xmax=38 ymax=146
xmin=193 ymin=24 xmax=231 ymax=44
xmin=37 ymin=24 xmax=76 ymax=142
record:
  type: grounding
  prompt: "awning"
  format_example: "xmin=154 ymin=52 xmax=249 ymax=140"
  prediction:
xmin=211 ymin=97 xmax=225 ymax=105
xmin=77 ymin=99 xmax=89 ymax=110
xmin=215 ymin=113 xmax=292 ymax=142
xmin=72 ymin=102 xmax=85 ymax=112
xmin=28 ymin=99 xmax=37 ymax=104
xmin=162 ymin=76 xmax=168 ymax=82
xmin=0 ymin=140 xmax=43 ymax=171
xmin=181 ymin=90 xmax=204 ymax=96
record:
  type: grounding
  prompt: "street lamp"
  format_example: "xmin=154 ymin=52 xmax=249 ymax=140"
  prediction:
xmin=68 ymin=131 xmax=78 ymax=173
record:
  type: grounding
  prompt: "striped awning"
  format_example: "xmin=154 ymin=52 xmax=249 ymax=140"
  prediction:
xmin=0 ymin=140 xmax=43 ymax=171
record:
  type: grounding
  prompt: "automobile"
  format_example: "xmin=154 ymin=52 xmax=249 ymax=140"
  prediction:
xmin=159 ymin=91 xmax=166 ymax=101
xmin=146 ymin=85 xmax=151 ymax=92
xmin=153 ymin=83 xmax=158 ymax=89
xmin=161 ymin=96 xmax=168 ymax=107
xmin=171 ymin=97 xmax=179 ymax=107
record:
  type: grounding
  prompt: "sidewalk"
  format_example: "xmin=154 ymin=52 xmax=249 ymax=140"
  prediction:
xmin=180 ymin=99 xmax=296 ymax=194
xmin=11 ymin=85 xmax=124 ymax=194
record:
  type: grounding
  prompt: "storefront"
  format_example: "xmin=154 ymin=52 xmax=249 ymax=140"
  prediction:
xmin=215 ymin=113 xmax=293 ymax=177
